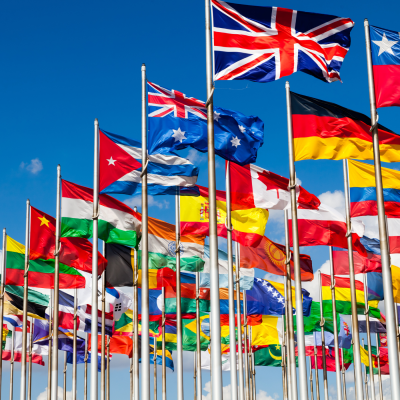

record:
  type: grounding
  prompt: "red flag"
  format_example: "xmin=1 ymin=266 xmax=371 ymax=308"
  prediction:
xmin=89 ymin=334 xmax=133 ymax=357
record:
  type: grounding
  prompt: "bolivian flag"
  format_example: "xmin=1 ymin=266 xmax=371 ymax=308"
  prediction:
xmin=180 ymin=185 xmax=268 ymax=247
xmin=321 ymin=273 xmax=380 ymax=318
xmin=6 ymin=236 xmax=85 ymax=289
xmin=291 ymin=92 xmax=400 ymax=163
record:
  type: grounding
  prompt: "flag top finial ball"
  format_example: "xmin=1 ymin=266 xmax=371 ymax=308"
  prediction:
xmin=95 ymin=118 xmax=98 ymax=124
xmin=364 ymin=19 xmax=369 ymax=26
xmin=285 ymin=81 xmax=290 ymax=89
xmin=142 ymin=63 xmax=146 ymax=71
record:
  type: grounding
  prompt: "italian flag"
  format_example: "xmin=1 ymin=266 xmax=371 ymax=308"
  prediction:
xmin=138 ymin=216 xmax=205 ymax=272
xmin=61 ymin=180 xmax=141 ymax=247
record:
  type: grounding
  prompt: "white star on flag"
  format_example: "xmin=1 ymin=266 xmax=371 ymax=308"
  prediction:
xmin=373 ymin=33 xmax=398 ymax=56
xmin=214 ymin=111 xmax=221 ymax=121
xmin=172 ymin=128 xmax=187 ymax=143
xmin=238 ymin=125 xmax=246 ymax=133
xmin=107 ymin=156 xmax=117 ymax=166
xmin=272 ymin=292 xmax=279 ymax=298
xmin=231 ymin=136 xmax=241 ymax=148
xmin=277 ymin=297 xmax=284 ymax=303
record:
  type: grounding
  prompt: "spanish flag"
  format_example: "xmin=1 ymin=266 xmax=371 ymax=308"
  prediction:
xmin=291 ymin=92 xmax=400 ymax=162
xmin=180 ymin=185 xmax=268 ymax=247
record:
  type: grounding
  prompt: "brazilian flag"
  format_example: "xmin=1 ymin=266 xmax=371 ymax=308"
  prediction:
xmin=182 ymin=313 xmax=210 ymax=351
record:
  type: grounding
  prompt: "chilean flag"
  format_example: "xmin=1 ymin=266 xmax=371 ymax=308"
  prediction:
xmin=371 ymin=25 xmax=400 ymax=108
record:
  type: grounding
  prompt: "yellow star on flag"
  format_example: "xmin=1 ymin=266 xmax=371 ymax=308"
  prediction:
xmin=38 ymin=215 xmax=50 ymax=227
xmin=275 ymin=345 xmax=280 ymax=350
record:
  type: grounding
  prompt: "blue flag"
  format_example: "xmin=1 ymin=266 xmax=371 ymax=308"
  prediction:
xmin=147 ymin=81 xmax=264 ymax=165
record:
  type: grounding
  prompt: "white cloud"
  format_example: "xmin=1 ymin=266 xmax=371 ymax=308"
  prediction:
xmin=20 ymin=158 xmax=43 ymax=174
xmin=202 ymin=382 xmax=277 ymax=400
xmin=124 ymin=196 xmax=170 ymax=210
xmin=37 ymin=386 xmax=74 ymax=400
xmin=318 ymin=190 xmax=345 ymax=213
xmin=187 ymin=149 xmax=206 ymax=165
xmin=255 ymin=390 xmax=279 ymax=400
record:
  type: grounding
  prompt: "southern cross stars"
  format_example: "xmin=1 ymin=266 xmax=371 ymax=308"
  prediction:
xmin=107 ymin=156 xmax=116 ymax=166
xmin=231 ymin=136 xmax=241 ymax=148
xmin=214 ymin=111 xmax=221 ymax=121
xmin=373 ymin=33 xmax=399 ymax=56
xmin=238 ymin=125 xmax=246 ymax=133
xmin=172 ymin=127 xmax=186 ymax=143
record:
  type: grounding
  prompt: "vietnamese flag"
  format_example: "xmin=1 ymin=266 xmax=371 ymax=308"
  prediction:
xmin=30 ymin=206 xmax=107 ymax=275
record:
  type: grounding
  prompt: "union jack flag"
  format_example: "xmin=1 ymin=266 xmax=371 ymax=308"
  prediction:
xmin=212 ymin=0 xmax=354 ymax=83
xmin=147 ymin=81 xmax=206 ymax=120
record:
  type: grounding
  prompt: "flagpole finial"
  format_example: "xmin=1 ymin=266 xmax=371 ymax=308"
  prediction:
xmin=94 ymin=118 xmax=98 ymax=124
xmin=3 ymin=228 xmax=6 ymax=234
xmin=26 ymin=199 xmax=30 ymax=206
xmin=142 ymin=63 xmax=146 ymax=71
xmin=364 ymin=19 xmax=369 ymax=26
xmin=285 ymin=81 xmax=290 ymax=89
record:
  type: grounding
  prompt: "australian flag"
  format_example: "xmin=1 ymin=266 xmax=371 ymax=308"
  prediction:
xmin=147 ymin=81 xmax=264 ymax=166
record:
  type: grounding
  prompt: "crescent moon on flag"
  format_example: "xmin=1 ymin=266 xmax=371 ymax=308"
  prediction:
xmin=268 ymin=348 xmax=282 ymax=361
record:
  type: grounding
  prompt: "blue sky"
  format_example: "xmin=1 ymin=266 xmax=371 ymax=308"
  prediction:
xmin=1 ymin=0 xmax=399 ymax=399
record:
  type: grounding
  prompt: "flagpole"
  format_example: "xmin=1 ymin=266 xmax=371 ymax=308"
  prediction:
xmin=195 ymin=272 xmax=202 ymax=400
xmin=63 ymin=351 xmax=67 ymax=400
xmin=225 ymin=161 xmax=238 ymax=400
xmin=20 ymin=199 xmax=30 ymax=400
xmin=362 ymin=339 xmax=369 ymax=400
xmin=235 ymin=242 xmax=244 ymax=400
xmin=161 ymin=287 xmax=166 ymax=400
xmin=130 ymin=353 xmax=133 ymax=400
xmin=318 ymin=272 xmax=328 ymax=400
xmin=141 ymin=63 xmax=150 ymax=400
xmin=342 ymin=159 xmax=364 ymax=400
xmin=375 ymin=333 xmax=383 ymax=400
xmin=133 ymin=206 xmax=139 ymax=400
xmin=47 ymin=290 xmax=52 ymax=400
xmin=364 ymin=19 xmax=400 ymax=398
xmin=309 ymin=356 xmax=314 ymax=400
xmin=0 ymin=227 xmax=6 ymax=400
xmin=285 ymin=81 xmax=308 ymax=400
xmin=107 ymin=336 xmax=110 ymax=400
xmin=10 ymin=328 xmax=14 ymax=400
xmin=84 ymin=333 xmax=88 ymax=400
xmin=51 ymin=164 xmax=61 ymax=400
xmin=193 ymin=353 xmax=197 ymax=400
xmin=154 ymin=336 xmax=157 ymax=400
xmin=101 ymin=259 xmax=106 ymax=400
xmin=72 ymin=288 xmax=78 ymax=400
xmin=363 ymin=276 xmax=375 ymax=400
xmin=175 ymin=193 xmax=184 ymax=400
xmin=284 ymin=209 xmax=297 ymax=400
xmin=281 ymin=300 xmax=288 ymax=400
xmin=28 ymin=317 xmax=33 ymax=400
xmin=243 ymin=291 xmax=250 ymax=400
xmin=341 ymin=349 xmax=347 ymax=400
xmin=205 ymin=1 xmax=223 ymax=399
xmin=329 ymin=247 xmax=342 ymax=400
xmin=250 ymin=326 xmax=256 ymax=400
xmin=314 ymin=345 xmax=320 ymax=400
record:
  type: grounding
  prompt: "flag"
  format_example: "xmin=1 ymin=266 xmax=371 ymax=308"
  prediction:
xmin=147 ymin=82 xmax=264 ymax=166
xmin=370 ymin=25 xmax=400 ymax=108
xmin=113 ymin=310 xmax=160 ymax=338
xmin=78 ymin=305 xmax=113 ymax=336
xmin=392 ymin=265 xmax=400 ymax=303
xmin=99 ymin=129 xmax=198 ymax=195
xmin=229 ymin=162 xmax=320 ymax=211
xmin=252 ymin=316 xmax=284 ymax=347
xmin=291 ymin=91 xmax=400 ymax=162
xmin=388 ymin=218 xmax=400 ymax=255
xmin=6 ymin=236 xmax=85 ymax=289
xmin=321 ymin=273 xmax=380 ymax=318
xmin=358 ymin=315 xmax=386 ymax=333
xmin=201 ymin=349 xmax=237 ymax=371
xmin=349 ymin=159 xmax=400 ymax=217
xmin=66 ymin=351 xmax=108 ymax=372
xmin=180 ymin=185 xmax=268 ymax=247
xmin=181 ymin=314 xmax=211 ymax=352
xmin=310 ymin=348 xmax=350 ymax=371
xmin=3 ymin=315 xmax=24 ymax=330
xmin=61 ymin=179 xmax=141 ymax=247
xmin=239 ymin=236 xmax=313 ymax=281
xmin=211 ymin=0 xmax=354 ymax=83
xmin=289 ymin=202 xmax=367 ymax=256
xmin=138 ymin=216 xmax=205 ymax=272
xmin=30 ymin=206 xmax=107 ymax=275
xmin=164 ymin=284 xmax=210 ymax=315
xmin=254 ymin=344 xmax=285 ymax=367
xmin=149 ymin=344 xmax=174 ymax=371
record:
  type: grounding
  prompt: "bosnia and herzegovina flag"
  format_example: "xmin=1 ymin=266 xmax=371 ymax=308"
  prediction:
xmin=291 ymin=91 xmax=400 ymax=162
xmin=348 ymin=159 xmax=400 ymax=218
xmin=180 ymin=185 xmax=269 ymax=248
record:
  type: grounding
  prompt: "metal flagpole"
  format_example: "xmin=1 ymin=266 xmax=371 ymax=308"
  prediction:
xmin=342 ymin=159 xmax=364 ymax=400
xmin=235 ymin=242 xmax=244 ymax=400
xmin=130 ymin=355 xmax=133 ymax=400
xmin=314 ymin=345 xmax=320 ymax=400
xmin=84 ymin=333 xmax=88 ymax=400
xmin=63 ymin=351 xmax=67 ymax=400
xmin=72 ymin=288 xmax=78 ymax=400
xmin=20 ymin=199 xmax=30 ymax=400
xmin=28 ymin=317 xmax=33 ymax=400
xmin=309 ymin=357 xmax=314 ymax=400
xmin=285 ymin=81 xmax=308 ymax=400
xmin=341 ymin=349 xmax=347 ymax=400
xmin=101 ymin=267 xmax=106 ymax=400
xmin=328 ymin=247 xmax=342 ymax=400
xmin=47 ymin=290 xmax=53 ymax=400
xmin=141 ymin=63 xmax=150 ymax=400
xmin=283 ymin=268 xmax=291 ymax=400
xmin=162 ymin=288 xmax=166 ymax=400
xmin=0 ymin=228 xmax=6 ymax=400
xmin=318 ymin=272 xmax=328 ymax=400
xmin=362 ymin=339 xmax=369 ymax=400
xmin=364 ymin=19 xmax=400 ymax=398
xmin=284 ymin=209 xmax=297 ymax=400
xmin=243 ymin=292 xmax=250 ymax=400
xmin=195 ymin=272 xmax=202 ymax=400
xmin=193 ymin=353 xmax=197 ymax=400
xmin=251 ymin=334 xmax=256 ymax=400
xmin=205 ymin=2 xmax=223 ymax=400
xmin=225 ymin=161 xmax=238 ymax=400
xmin=10 ymin=328 xmax=15 ymax=400
xmin=375 ymin=333 xmax=383 ymax=400
xmin=281 ymin=315 xmax=288 ymax=400
xmin=51 ymin=165 xmax=61 ymax=400
xmin=90 ymin=118 xmax=100 ymax=400
xmin=107 ymin=337 xmax=110 ymax=400
xmin=175 ymin=193 xmax=184 ymax=400
xmin=363 ymin=276 xmax=375 ymax=400
xmin=154 ymin=336 xmax=157 ymax=400
xmin=133 ymin=206 xmax=139 ymax=400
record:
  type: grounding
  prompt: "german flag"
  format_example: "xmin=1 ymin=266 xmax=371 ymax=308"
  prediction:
xmin=291 ymin=92 xmax=400 ymax=162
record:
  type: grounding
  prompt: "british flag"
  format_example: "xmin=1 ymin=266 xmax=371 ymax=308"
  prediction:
xmin=212 ymin=0 xmax=354 ymax=83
